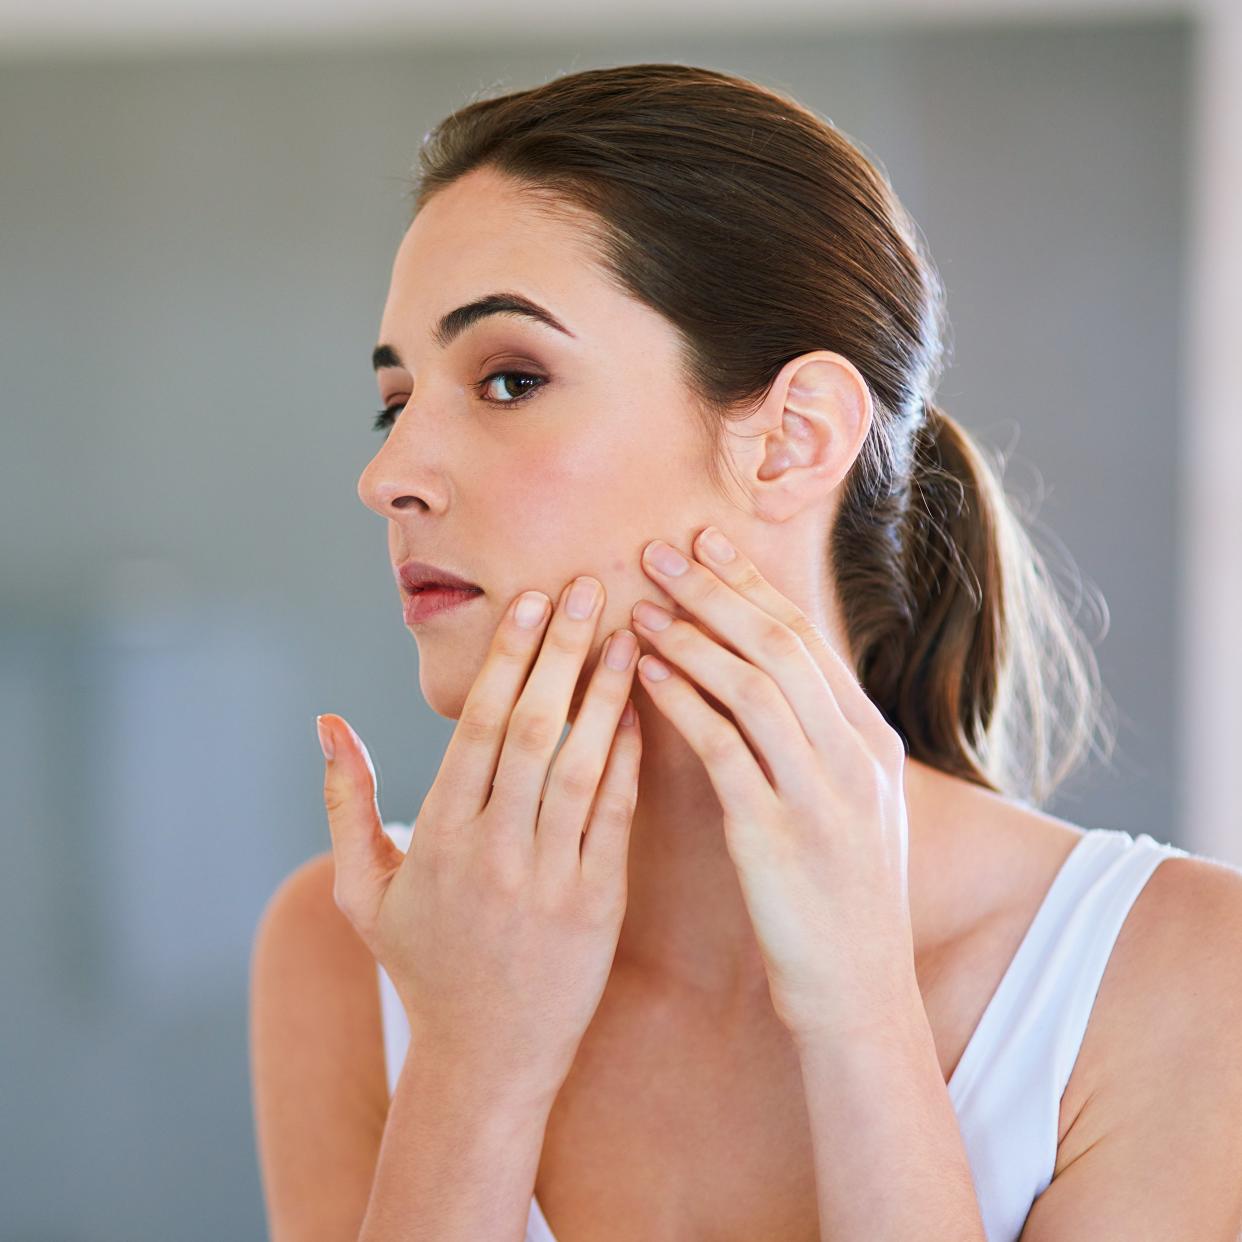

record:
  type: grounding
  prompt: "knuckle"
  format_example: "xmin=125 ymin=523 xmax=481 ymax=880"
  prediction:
xmin=593 ymin=788 xmax=637 ymax=829
xmin=756 ymin=618 xmax=803 ymax=662
xmin=457 ymin=706 xmax=502 ymax=746
xmin=508 ymin=706 xmax=559 ymax=753
xmin=550 ymin=757 xmax=600 ymax=803
xmin=736 ymin=668 xmax=775 ymax=712
xmin=733 ymin=562 xmax=766 ymax=593
xmin=542 ymin=623 xmax=583 ymax=656
xmin=323 ymin=783 xmax=350 ymax=817
xmin=791 ymin=616 xmax=821 ymax=651
xmin=702 ymin=724 xmax=738 ymax=765
xmin=493 ymin=627 xmax=534 ymax=659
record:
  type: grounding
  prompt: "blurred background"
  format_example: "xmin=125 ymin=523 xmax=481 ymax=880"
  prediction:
xmin=2 ymin=1 xmax=1238 ymax=1238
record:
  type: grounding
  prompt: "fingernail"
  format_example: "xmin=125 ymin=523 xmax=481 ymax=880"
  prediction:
xmin=316 ymin=715 xmax=335 ymax=762
xmin=514 ymin=591 xmax=549 ymax=629
xmin=699 ymin=526 xmax=736 ymax=563
xmin=606 ymin=629 xmax=637 ymax=669
xmin=567 ymin=576 xmax=601 ymax=619
xmin=645 ymin=541 xmax=688 ymax=576
xmin=621 ymin=699 xmax=637 ymax=727
xmin=638 ymin=655 xmax=672 ymax=681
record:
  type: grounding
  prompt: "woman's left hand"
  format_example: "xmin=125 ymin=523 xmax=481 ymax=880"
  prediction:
xmin=630 ymin=525 xmax=921 ymax=1046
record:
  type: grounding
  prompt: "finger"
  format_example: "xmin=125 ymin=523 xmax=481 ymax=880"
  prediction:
xmin=428 ymin=588 xmax=553 ymax=826
xmin=642 ymin=532 xmax=880 ymax=765
xmin=490 ymin=576 xmax=606 ymax=834
xmin=317 ymin=713 xmax=402 ymax=929
xmin=635 ymin=655 xmax=776 ymax=829
xmin=578 ymin=697 xmax=642 ymax=887
xmin=631 ymin=600 xmax=813 ymax=795
xmin=537 ymin=627 xmax=639 ymax=869
xmin=641 ymin=537 xmax=854 ymax=755
xmin=690 ymin=526 xmax=888 ymax=741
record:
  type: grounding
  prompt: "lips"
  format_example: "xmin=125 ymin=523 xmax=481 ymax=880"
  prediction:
xmin=397 ymin=560 xmax=483 ymax=595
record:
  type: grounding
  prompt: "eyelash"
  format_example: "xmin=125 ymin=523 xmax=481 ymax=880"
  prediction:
xmin=372 ymin=369 xmax=547 ymax=433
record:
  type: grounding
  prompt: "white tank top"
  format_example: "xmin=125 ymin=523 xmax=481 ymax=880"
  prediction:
xmin=373 ymin=820 xmax=1188 ymax=1242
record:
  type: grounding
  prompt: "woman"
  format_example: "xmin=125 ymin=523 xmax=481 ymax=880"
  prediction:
xmin=250 ymin=63 xmax=1242 ymax=1241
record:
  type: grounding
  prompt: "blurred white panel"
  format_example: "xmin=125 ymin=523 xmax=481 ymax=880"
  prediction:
xmin=1180 ymin=1 xmax=1242 ymax=864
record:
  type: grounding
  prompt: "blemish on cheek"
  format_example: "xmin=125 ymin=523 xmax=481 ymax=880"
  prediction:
xmin=611 ymin=556 xmax=627 ymax=575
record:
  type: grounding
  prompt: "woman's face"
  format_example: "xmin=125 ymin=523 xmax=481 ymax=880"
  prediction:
xmin=358 ymin=166 xmax=730 ymax=721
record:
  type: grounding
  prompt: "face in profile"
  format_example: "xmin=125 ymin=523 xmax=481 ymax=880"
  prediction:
xmin=358 ymin=165 xmax=731 ymax=722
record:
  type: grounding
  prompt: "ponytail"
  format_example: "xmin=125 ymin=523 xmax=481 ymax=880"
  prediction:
xmin=853 ymin=400 xmax=1115 ymax=806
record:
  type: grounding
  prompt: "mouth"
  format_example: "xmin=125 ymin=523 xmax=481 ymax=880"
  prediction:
xmin=397 ymin=559 xmax=483 ymax=596
xmin=403 ymin=584 xmax=485 ymax=624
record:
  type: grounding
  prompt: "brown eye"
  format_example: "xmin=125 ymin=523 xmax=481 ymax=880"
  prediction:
xmin=370 ymin=369 xmax=547 ymax=436
xmin=475 ymin=370 xmax=547 ymax=405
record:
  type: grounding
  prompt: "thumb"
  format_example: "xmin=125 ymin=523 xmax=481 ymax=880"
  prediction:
xmin=316 ymin=713 xmax=400 ymax=932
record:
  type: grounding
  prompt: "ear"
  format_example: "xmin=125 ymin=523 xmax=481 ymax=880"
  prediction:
xmin=733 ymin=351 xmax=873 ymax=523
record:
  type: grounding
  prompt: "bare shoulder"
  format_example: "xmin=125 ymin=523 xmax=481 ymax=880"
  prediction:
xmin=250 ymin=850 xmax=390 ymax=1239
xmin=251 ymin=849 xmax=381 ymax=1028
xmin=1023 ymin=842 xmax=1242 ymax=1237
xmin=1065 ymin=842 xmax=1242 ymax=1128
xmin=1099 ymin=844 xmax=1242 ymax=1006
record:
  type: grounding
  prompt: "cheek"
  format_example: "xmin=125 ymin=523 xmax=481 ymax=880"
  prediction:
xmin=503 ymin=440 xmax=629 ymax=536
xmin=496 ymin=404 xmax=698 ymax=562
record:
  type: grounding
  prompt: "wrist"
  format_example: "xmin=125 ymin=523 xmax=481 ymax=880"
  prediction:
xmin=788 ymin=976 xmax=929 ymax=1059
xmin=405 ymin=1023 xmax=567 ymax=1115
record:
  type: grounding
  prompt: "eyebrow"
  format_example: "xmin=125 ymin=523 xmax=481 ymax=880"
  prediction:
xmin=371 ymin=290 xmax=575 ymax=372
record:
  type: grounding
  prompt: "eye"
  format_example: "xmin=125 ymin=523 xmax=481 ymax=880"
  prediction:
xmin=474 ymin=369 xmax=547 ymax=406
xmin=372 ymin=402 xmax=405 ymax=433
xmin=370 ymin=370 xmax=547 ymax=434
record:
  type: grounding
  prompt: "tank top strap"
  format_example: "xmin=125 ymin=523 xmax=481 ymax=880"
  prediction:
xmin=951 ymin=828 xmax=1188 ymax=1106
xmin=948 ymin=827 xmax=1188 ymax=1242
xmin=1040 ymin=830 xmax=1189 ymax=1099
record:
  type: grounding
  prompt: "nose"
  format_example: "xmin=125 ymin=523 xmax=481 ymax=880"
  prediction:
xmin=356 ymin=434 xmax=436 ymax=518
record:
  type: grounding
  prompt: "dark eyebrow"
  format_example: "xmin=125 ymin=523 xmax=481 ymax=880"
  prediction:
xmin=371 ymin=291 xmax=575 ymax=372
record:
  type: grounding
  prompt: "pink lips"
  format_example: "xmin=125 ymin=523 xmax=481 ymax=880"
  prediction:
xmin=403 ymin=586 xmax=483 ymax=624
xmin=397 ymin=559 xmax=482 ymax=594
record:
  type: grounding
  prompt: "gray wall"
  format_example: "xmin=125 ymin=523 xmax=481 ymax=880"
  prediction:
xmin=0 ymin=20 xmax=1189 ymax=1239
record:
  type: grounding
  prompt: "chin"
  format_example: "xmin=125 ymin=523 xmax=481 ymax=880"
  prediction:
xmin=414 ymin=662 xmax=475 ymax=722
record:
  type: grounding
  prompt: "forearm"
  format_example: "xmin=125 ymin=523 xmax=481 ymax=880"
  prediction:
xmin=796 ymin=1000 xmax=987 ymax=1242
xmin=359 ymin=1039 xmax=557 ymax=1242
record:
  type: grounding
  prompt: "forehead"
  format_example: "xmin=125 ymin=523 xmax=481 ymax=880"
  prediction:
xmin=378 ymin=169 xmax=605 ymax=340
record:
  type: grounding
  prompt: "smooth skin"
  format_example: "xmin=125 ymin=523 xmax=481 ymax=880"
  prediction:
xmin=250 ymin=164 xmax=1242 ymax=1240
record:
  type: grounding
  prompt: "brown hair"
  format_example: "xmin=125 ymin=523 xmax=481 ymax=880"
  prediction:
xmin=406 ymin=62 xmax=1115 ymax=808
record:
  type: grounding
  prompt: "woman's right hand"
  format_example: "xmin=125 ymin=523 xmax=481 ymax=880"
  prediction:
xmin=317 ymin=575 xmax=642 ymax=1103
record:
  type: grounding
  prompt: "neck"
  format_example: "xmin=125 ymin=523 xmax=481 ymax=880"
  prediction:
xmin=611 ymin=707 xmax=950 ymax=1015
